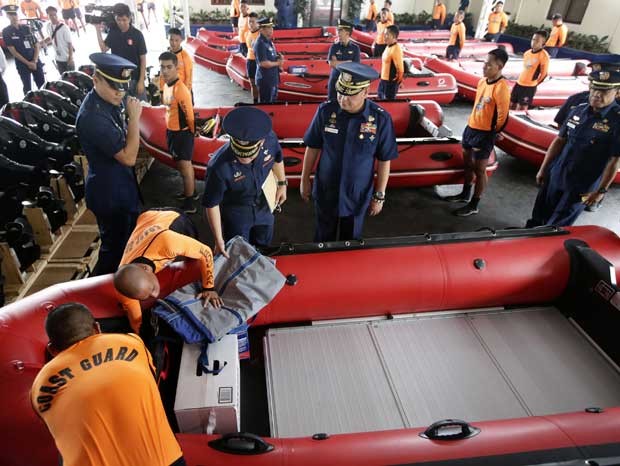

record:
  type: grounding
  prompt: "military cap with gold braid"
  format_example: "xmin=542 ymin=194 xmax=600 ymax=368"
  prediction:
xmin=223 ymin=107 xmax=273 ymax=159
xmin=1 ymin=5 xmax=19 ymax=13
xmin=89 ymin=52 xmax=136 ymax=91
xmin=335 ymin=62 xmax=380 ymax=96
xmin=337 ymin=19 xmax=354 ymax=31
xmin=258 ymin=17 xmax=274 ymax=27
xmin=589 ymin=68 xmax=620 ymax=90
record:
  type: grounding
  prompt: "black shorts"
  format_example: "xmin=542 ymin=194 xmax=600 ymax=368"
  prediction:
xmin=62 ymin=7 xmax=75 ymax=20
xmin=446 ymin=45 xmax=461 ymax=60
xmin=462 ymin=125 xmax=494 ymax=160
xmin=74 ymin=7 xmax=82 ymax=18
xmin=231 ymin=16 xmax=239 ymax=27
xmin=148 ymin=2 xmax=155 ymax=9
xmin=246 ymin=59 xmax=257 ymax=80
xmin=166 ymin=129 xmax=194 ymax=161
xmin=510 ymin=83 xmax=537 ymax=106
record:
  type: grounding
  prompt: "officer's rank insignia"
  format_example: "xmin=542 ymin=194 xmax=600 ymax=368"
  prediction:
xmin=341 ymin=72 xmax=352 ymax=83
xmin=600 ymin=71 xmax=610 ymax=81
xmin=233 ymin=171 xmax=242 ymax=178
xmin=368 ymin=115 xmax=375 ymax=122
xmin=264 ymin=154 xmax=272 ymax=162
xmin=572 ymin=115 xmax=580 ymax=121
xmin=593 ymin=122 xmax=610 ymax=132
xmin=360 ymin=122 xmax=377 ymax=134
xmin=370 ymin=135 xmax=375 ymax=141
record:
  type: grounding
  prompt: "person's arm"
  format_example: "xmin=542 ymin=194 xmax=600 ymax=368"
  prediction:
xmin=493 ymin=83 xmax=511 ymax=133
xmin=136 ymin=53 xmax=146 ymax=94
xmin=205 ymin=206 xmax=228 ymax=257
xmin=96 ymin=23 xmax=109 ymax=52
xmin=582 ymin=157 xmax=620 ymax=206
xmin=118 ymin=293 xmax=143 ymax=333
xmin=559 ymin=25 xmax=567 ymax=47
xmin=272 ymin=160 xmax=287 ymax=206
xmin=36 ymin=2 xmax=43 ymax=18
xmin=20 ymin=2 xmax=26 ymax=15
xmin=394 ymin=45 xmax=404 ymax=83
xmin=536 ymin=136 xmax=566 ymax=185
xmin=185 ymin=51 xmax=193 ymax=90
xmin=178 ymin=85 xmax=194 ymax=133
xmin=257 ymin=41 xmax=282 ymax=69
xmin=537 ymin=54 xmax=549 ymax=85
xmin=440 ymin=5 xmax=446 ymax=25
xmin=114 ymin=98 xmax=142 ymax=166
xmin=300 ymin=147 xmax=320 ymax=202
xmin=7 ymin=45 xmax=32 ymax=67
xmin=0 ymin=48 xmax=7 ymax=74
xmin=500 ymin=13 xmax=508 ymax=33
xmin=369 ymin=160 xmax=390 ymax=216
xmin=458 ymin=24 xmax=466 ymax=48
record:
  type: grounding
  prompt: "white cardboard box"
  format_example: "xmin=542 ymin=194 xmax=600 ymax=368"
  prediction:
xmin=174 ymin=335 xmax=241 ymax=434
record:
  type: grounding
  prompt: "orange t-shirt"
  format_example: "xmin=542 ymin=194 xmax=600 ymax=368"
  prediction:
xmin=381 ymin=42 xmax=404 ymax=82
xmin=230 ymin=0 xmax=239 ymax=18
xmin=432 ymin=3 xmax=446 ymax=24
xmin=59 ymin=0 xmax=74 ymax=10
xmin=468 ymin=76 xmax=511 ymax=132
xmin=238 ymin=13 xmax=250 ymax=43
xmin=20 ymin=0 xmax=40 ymax=17
xmin=487 ymin=11 xmax=508 ymax=34
xmin=119 ymin=209 xmax=215 ymax=331
xmin=386 ymin=9 xmax=394 ymax=23
xmin=366 ymin=2 xmax=378 ymax=21
xmin=246 ymin=29 xmax=260 ymax=60
xmin=159 ymin=48 xmax=193 ymax=91
xmin=375 ymin=20 xmax=392 ymax=45
xmin=448 ymin=22 xmax=466 ymax=48
xmin=31 ymin=333 xmax=183 ymax=466
xmin=517 ymin=48 xmax=550 ymax=87
xmin=546 ymin=23 xmax=568 ymax=47
xmin=163 ymin=78 xmax=195 ymax=132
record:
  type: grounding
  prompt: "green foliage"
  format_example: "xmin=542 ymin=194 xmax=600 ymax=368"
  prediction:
xmin=505 ymin=22 xmax=609 ymax=53
xmin=393 ymin=10 xmax=431 ymax=25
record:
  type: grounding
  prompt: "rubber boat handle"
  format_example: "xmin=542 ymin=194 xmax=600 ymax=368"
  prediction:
xmin=420 ymin=419 xmax=480 ymax=441
xmin=208 ymin=432 xmax=275 ymax=455
xmin=416 ymin=81 xmax=431 ymax=86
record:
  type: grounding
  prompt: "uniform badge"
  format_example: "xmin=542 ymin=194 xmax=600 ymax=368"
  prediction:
xmin=264 ymin=154 xmax=272 ymax=162
xmin=359 ymin=134 xmax=364 ymax=139
xmin=360 ymin=122 xmax=377 ymax=134
xmin=572 ymin=115 xmax=580 ymax=121
xmin=368 ymin=115 xmax=375 ymax=122
xmin=484 ymin=97 xmax=492 ymax=103
xmin=600 ymin=71 xmax=610 ymax=81
xmin=127 ymin=39 xmax=133 ymax=46
xmin=325 ymin=126 xmax=339 ymax=134
xmin=592 ymin=122 xmax=610 ymax=132
xmin=341 ymin=72 xmax=352 ymax=83
xmin=233 ymin=170 xmax=242 ymax=178
xmin=370 ymin=135 xmax=375 ymax=141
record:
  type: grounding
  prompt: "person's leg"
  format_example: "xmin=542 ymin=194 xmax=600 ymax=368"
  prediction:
xmin=56 ymin=61 xmax=68 ymax=74
xmin=377 ymin=80 xmax=386 ymax=100
xmin=176 ymin=160 xmax=196 ymax=195
xmin=386 ymin=81 xmax=398 ymax=100
xmin=222 ymin=211 xmax=252 ymax=244
xmin=445 ymin=146 xmax=474 ymax=202
xmin=249 ymin=223 xmax=274 ymax=248
xmin=33 ymin=62 xmax=45 ymax=89
xmin=270 ymin=84 xmax=278 ymax=103
xmin=547 ymin=190 xmax=586 ymax=226
xmin=0 ymin=74 xmax=9 ymax=108
xmin=314 ymin=201 xmax=339 ymax=242
xmin=16 ymin=65 xmax=32 ymax=95
xmin=93 ymin=212 xmax=138 ymax=276
xmin=338 ymin=214 xmax=365 ymax=241
xmin=526 ymin=184 xmax=563 ymax=227
xmin=257 ymin=78 xmax=269 ymax=103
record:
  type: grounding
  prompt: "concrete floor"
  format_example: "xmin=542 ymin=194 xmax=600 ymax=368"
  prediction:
xmin=141 ymin=61 xmax=620 ymax=245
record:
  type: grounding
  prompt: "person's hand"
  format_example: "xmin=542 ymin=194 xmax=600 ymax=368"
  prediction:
xmin=125 ymin=96 xmax=143 ymax=120
xmin=27 ymin=61 xmax=37 ymax=71
xmin=214 ymin=239 xmax=229 ymax=258
xmin=67 ymin=59 xmax=75 ymax=70
xmin=275 ymin=185 xmax=287 ymax=206
xmin=369 ymin=199 xmax=384 ymax=216
xmin=136 ymin=81 xmax=145 ymax=96
xmin=535 ymin=168 xmax=545 ymax=186
xmin=581 ymin=191 xmax=604 ymax=206
xmin=300 ymin=177 xmax=311 ymax=202
xmin=96 ymin=23 xmax=105 ymax=33
xmin=198 ymin=290 xmax=223 ymax=308
xmin=495 ymin=132 xmax=504 ymax=141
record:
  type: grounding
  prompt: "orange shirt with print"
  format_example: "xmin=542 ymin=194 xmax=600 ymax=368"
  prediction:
xmin=366 ymin=2 xmax=378 ymax=21
xmin=59 ymin=0 xmax=74 ymax=10
xmin=21 ymin=0 xmax=41 ymax=17
xmin=432 ymin=3 xmax=446 ymax=24
xmin=468 ymin=76 xmax=511 ymax=132
xmin=381 ymin=42 xmax=404 ymax=82
xmin=159 ymin=48 xmax=194 ymax=91
xmin=517 ymin=48 xmax=550 ymax=87
xmin=238 ymin=13 xmax=250 ymax=43
xmin=119 ymin=209 xmax=214 ymax=331
xmin=487 ymin=11 xmax=508 ymax=34
xmin=448 ymin=21 xmax=466 ymax=49
xmin=230 ymin=0 xmax=240 ymax=18
xmin=163 ymin=78 xmax=195 ymax=132
xmin=546 ymin=23 xmax=568 ymax=47
xmin=246 ymin=29 xmax=260 ymax=60
xmin=30 ymin=333 xmax=183 ymax=466
xmin=375 ymin=20 xmax=392 ymax=45
xmin=386 ymin=10 xmax=394 ymax=24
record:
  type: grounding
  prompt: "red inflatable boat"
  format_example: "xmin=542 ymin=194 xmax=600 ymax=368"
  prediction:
xmin=2 ymin=225 xmax=620 ymax=466
xmin=402 ymin=40 xmax=514 ymax=59
xmin=498 ymin=108 xmax=620 ymax=183
xmin=226 ymin=53 xmax=423 ymax=93
xmin=424 ymin=57 xmax=590 ymax=105
xmin=139 ymin=100 xmax=496 ymax=185
xmin=351 ymin=28 xmax=451 ymax=55
xmin=197 ymin=26 xmax=337 ymax=47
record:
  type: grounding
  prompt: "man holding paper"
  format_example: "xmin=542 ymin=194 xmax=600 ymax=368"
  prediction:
xmin=202 ymin=106 xmax=286 ymax=255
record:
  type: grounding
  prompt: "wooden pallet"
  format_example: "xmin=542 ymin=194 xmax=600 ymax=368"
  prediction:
xmin=1 ymin=243 xmax=47 ymax=297
xmin=45 ymin=227 xmax=101 ymax=273
xmin=17 ymin=262 xmax=89 ymax=299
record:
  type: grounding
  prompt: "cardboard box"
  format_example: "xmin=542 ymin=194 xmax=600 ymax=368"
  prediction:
xmin=174 ymin=335 xmax=240 ymax=434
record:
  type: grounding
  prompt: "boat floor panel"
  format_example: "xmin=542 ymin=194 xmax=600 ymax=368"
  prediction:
xmin=264 ymin=307 xmax=620 ymax=437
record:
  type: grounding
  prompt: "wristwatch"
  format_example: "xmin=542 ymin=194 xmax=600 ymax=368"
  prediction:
xmin=598 ymin=187 xmax=608 ymax=194
xmin=277 ymin=180 xmax=288 ymax=187
xmin=372 ymin=191 xmax=386 ymax=202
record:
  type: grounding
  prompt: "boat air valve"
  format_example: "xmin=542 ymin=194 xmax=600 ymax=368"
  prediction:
xmin=285 ymin=274 xmax=298 ymax=286
xmin=585 ymin=407 xmax=604 ymax=413
xmin=312 ymin=433 xmax=330 ymax=440
xmin=473 ymin=259 xmax=486 ymax=270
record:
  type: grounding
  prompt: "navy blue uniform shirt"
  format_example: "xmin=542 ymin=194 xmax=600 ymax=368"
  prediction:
xmin=104 ymin=26 xmax=147 ymax=80
xmin=2 ymin=24 xmax=37 ymax=63
xmin=76 ymin=90 xmax=140 ymax=215
xmin=550 ymin=101 xmax=620 ymax=193
xmin=254 ymin=34 xmax=279 ymax=83
xmin=327 ymin=41 xmax=361 ymax=99
xmin=202 ymin=130 xmax=283 ymax=225
xmin=304 ymin=99 xmax=398 ymax=217
xmin=554 ymin=91 xmax=589 ymax=127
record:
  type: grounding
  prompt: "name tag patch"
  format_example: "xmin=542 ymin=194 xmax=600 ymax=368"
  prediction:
xmin=360 ymin=122 xmax=377 ymax=134
xmin=324 ymin=126 xmax=339 ymax=134
xmin=592 ymin=122 xmax=610 ymax=133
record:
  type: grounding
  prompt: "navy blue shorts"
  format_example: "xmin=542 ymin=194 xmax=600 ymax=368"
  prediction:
xmin=166 ymin=129 xmax=194 ymax=161
xmin=246 ymin=59 xmax=257 ymax=80
xmin=446 ymin=45 xmax=461 ymax=60
xmin=462 ymin=125 xmax=494 ymax=160
xmin=510 ymin=83 xmax=537 ymax=106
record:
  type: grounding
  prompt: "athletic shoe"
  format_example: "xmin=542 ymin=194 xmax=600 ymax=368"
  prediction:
xmin=176 ymin=191 xmax=200 ymax=201
xmin=585 ymin=202 xmax=602 ymax=212
xmin=453 ymin=204 xmax=479 ymax=217
xmin=181 ymin=197 xmax=197 ymax=214
xmin=443 ymin=193 xmax=471 ymax=203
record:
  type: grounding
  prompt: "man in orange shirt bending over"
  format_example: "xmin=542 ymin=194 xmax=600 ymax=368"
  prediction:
xmin=444 ymin=48 xmax=510 ymax=216
xmin=431 ymin=0 xmax=446 ymax=29
xmin=446 ymin=10 xmax=465 ymax=60
xmin=510 ymin=30 xmax=550 ymax=110
xmin=160 ymin=51 xmax=198 ymax=213
xmin=31 ymin=302 xmax=186 ymax=466
xmin=114 ymin=208 xmax=222 ymax=333
xmin=545 ymin=13 xmax=568 ymax=58
xmin=483 ymin=1 xmax=508 ymax=42
xmin=378 ymin=24 xmax=404 ymax=100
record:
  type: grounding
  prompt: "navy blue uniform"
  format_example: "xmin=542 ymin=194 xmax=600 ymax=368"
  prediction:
xmin=327 ymin=42 xmax=361 ymax=101
xmin=2 ymin=24 xmax=44 ymax=94
xmin=77 ymin=90 xmax=141 ymax=275
xmin=304 ymin=100 xmax=398 ymax=241
xmin=253 ymin=34 xmax=279 ymax=103
xmin=528 ymin=102 xmax=620 ymax=227
xmin=202 ymin=130 xmax=283 ymax=246
xmin=554 ymin=91 xmax=589 ymax=127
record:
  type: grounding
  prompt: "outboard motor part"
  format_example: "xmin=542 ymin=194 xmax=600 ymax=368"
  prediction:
xmin=0 ymin=153 xmax=49 ymax=192
xmin=78 ymin=64 xmax=96 ymax=76
xmin=60 ymin=161 xmax=85 ymax=202
xmin=43 ymin=80 xmax=86 ymax=107
xmin=61 ymin=70 xmax=94 ymax=94
xmin=23 ymin=89 xmax=79 ymax=125
xmin=33 ymin=187 xmax=67 ymax=232
xmin=1 ymin=101 xmax=78 ymax=146
xmin=0 ymin=216 xmax=41 ymax=271
xmin=0 ymin=189 xmax=28 ymax=226
xmin=0 ymin=116 xmax=73 ymax=168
